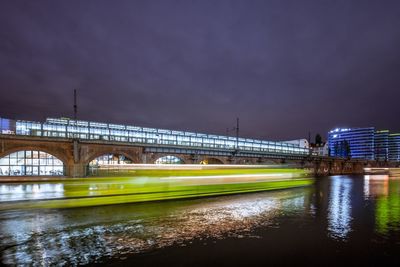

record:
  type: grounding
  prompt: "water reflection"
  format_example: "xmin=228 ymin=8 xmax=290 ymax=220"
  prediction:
xmin=364 ymin=175 xmax=400 ymax=234
xmin=327 ymin=176 xmax=352 ymax=240
xmin=0 ymin=184 xmax=64 ymax=201
xmin=364 ymin=175 xmax=389 ymax=199
xmin=0 ymin=188 xmax=310 ymax=266
xmin=2 ymin=175 xmax=400 ymax=266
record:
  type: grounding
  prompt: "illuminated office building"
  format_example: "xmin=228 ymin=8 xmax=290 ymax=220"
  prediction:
xmin=328 ymin=127 xmax=375 ymax=159
xmin=328 ymin=127 xmax=400 ymax=161
xmin=374 ymin=130 xmax=389 ymax=161
xmin=389 ymin=134 xmax=400 ymax=161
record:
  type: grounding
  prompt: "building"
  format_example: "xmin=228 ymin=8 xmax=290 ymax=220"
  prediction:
xmin=328 ymin=128 xmax=375 ymax=160
xmin=389 ymin=134 xmax=400 ymax=161
xmin=283 ymin=139 xmax=310 ymax=149
xmin=374 ymin=130 xmax=389 ymax=161
xmin=328 ymin=127 xmax=400 ymax=161
xmin=311 ymin=142 xmax=329 ymax=156
xmin=0 ymin=118 xmax=15 ymax=134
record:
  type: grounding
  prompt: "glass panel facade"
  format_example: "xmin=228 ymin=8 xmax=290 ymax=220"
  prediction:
xmin=89 ymin=154 xmax=132 ymax=166
xmin=155 ymin=156 xmax=184 ymax=164
xmin=328 ymin=128 xmax=375 ymax=159
xmin=329 ymin=128 xmax=400 ymax=161
xmin=375 ymin=130 xmax=389 ymax=161
xmin=0 ymin=150 xmax=64 ymax=176
xmin=1 ymin=117 xmax=309 ymax=156
xmin=0 ymin=118 xmax=16 ymax=134
xmin=389 ymin=134 xmax=400 ymax=161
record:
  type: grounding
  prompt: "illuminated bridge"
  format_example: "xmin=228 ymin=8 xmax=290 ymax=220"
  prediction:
xmin=0 ymin=117 xmax=392 ymax=177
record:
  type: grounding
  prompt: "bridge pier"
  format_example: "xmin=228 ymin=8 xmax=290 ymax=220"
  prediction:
xmin=67 ymin=163 xmax=87 ymax=178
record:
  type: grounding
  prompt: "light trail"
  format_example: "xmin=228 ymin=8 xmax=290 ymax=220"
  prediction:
xmin=0 ymin=166 xmax=313 ymax=210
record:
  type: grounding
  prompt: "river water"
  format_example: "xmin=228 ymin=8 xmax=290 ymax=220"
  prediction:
xmin=1 ymin=175 xmax=400 ymax=266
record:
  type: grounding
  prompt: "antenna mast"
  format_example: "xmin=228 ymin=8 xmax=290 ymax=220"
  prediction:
xmin=236 ymin=117 xmax=239 ymax=149
xmin=74 ymin=89 xmax=78 ymax=122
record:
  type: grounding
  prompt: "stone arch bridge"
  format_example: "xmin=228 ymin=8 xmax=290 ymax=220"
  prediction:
xmin=0 ymin=134 xmax=395 ymax=177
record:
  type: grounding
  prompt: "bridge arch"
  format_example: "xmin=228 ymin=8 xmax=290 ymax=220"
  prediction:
xmin=88 ymin=153 xmax=135 ymax=166
xmin=155 ymin=155 xmax=185 ymax=164
xmin=0 ymin=145 xmax=70 ymax=167
xmin=0 ymin=149 xmax=66 ymax=176
xmin=84 ymin=150 xmax=139 ymax=166
xmin=86 ymin=152 xmax=138 ymax=176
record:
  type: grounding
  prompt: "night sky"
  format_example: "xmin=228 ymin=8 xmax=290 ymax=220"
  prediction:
xmin=1 ymin=0 xmax=400 ymax=141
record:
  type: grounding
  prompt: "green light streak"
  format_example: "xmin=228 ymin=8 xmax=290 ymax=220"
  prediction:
xmin=93 ymin=168 xmax=307 ymax=177
xmin=0 ymin=168 xmax=312 ymax=210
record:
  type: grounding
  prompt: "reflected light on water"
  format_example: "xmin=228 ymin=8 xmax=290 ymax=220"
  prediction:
xmin=364 ymin=175 xmax=389 ymax=200
xmin=0 ymin=184 xmax=64 ymax=201
xmin=0 ymin=189 xmax=308 ymax=266
xmin=328 ymin=177 xmax=352 ymax=240
xmin=365 ymin=175 xmax=400 ymax=235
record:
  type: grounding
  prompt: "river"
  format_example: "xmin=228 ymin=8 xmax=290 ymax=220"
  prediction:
xmin=1 ymin=175 xmax=400 ymax=266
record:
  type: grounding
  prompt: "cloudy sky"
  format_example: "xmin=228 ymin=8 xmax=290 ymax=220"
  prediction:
xmin=1 ymin=0 xmax=400 ymax=141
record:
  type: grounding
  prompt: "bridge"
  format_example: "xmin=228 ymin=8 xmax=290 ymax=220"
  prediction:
xmin=1 ymin=133 xmax=396 ymax=178
xmin=1 ymin=117 xmax=398 ymax=177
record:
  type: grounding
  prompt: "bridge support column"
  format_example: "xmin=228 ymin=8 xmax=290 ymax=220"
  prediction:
xmin=352 ymin=162 xmax=364 ymax=174
xmin=66 ymin=163 xmax=86 ymax=178
xmin=141 ymin=153 xmax=147 ymax=164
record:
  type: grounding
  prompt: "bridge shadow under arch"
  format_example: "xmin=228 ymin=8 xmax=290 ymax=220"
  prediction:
xmin=200 ymin=157 xmax=225 ymax=165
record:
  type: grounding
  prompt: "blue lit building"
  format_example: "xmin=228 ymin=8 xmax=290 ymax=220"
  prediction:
xmin=328 ymin=127 xmax=400 ymax=161
xmin=374 ymin=130 xmax=389 ymax=161
xmin=0 ymin=118 xmax=15 ymax=134
xmin=328 ymin=127 xmax=375 ymax=160
xmin=389 ymin=134 xmax=400 ymax=161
